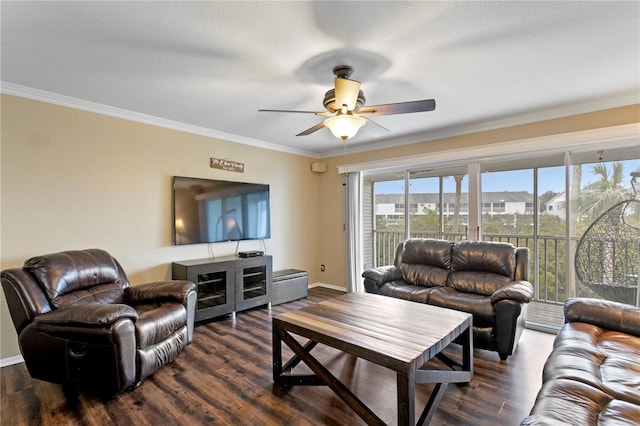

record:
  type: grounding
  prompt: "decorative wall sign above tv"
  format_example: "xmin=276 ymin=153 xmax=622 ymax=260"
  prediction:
xmin=210 ymin=158 xmax=244 ymax=173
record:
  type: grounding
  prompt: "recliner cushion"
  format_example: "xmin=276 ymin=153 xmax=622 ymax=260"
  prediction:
xmin=542 ymin=322 xmax=640 ymax=406
xmin=134 ymin=301 xmax=187 ymax=348
xmin=400 ymin=239 xmax=453 ymax=268
xmin=378 ymin=281 xmax=435 ymax=303
xmin=451 ymin=241 xmax=517 ymax=278
xmin=25 ymin=249 xmax=126 ymax=308
xmin=449 ymin=241 xmax=517 ymax=295
xmin=428 ymin=286 xmax=495 ymax=327
xmin=398 ymin=239 xmax=452 ymax=287
xmin=137 ymin=326 xmax=188 ymax=381
xmin=448 ymin=270 xmax=513 ymax=296
xmin=400 ymin=264 xmax=448 ymax=287
xmin=521 ymin=378 xmax=640 ymax=426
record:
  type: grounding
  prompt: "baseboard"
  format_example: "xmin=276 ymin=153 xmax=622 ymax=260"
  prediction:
xmin=309 ymin=282 xmax=347 ymax=292
xmin=1 ymin=354 xmax=24 ymax=368
xmin=525 ymin=322 xmax=560 ymax=335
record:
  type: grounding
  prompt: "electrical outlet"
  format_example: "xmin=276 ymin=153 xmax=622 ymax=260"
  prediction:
xmin=320 ymin=264 xmax=325 ymax=272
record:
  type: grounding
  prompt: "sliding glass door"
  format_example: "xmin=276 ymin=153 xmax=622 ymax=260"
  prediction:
xmin=480 ymin=157 xmax=569 ymax=328
xmin=361 ymin=146 xmax=639 ymax=328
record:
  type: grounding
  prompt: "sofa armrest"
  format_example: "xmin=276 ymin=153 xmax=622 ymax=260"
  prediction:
xmin=1 ymin=268 xmax=53 ymax=334
xmin=125 ymin=280 xmax=196 ymax=304
xmin=362 ymin=266 xmax=402 ymax=291
xmin=564 ymin=297 xmax=640 ymax=337
xmin=491 ymin=280 xmax=534 ymax=304
xmin=34 ymin=303 xmax=138 ymax=328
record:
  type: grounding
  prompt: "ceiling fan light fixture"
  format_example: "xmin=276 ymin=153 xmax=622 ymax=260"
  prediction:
xmin=324 ymin=114 xmax=366 ymax=141
xmin=258 ymin=66 xmax=435 ymax=140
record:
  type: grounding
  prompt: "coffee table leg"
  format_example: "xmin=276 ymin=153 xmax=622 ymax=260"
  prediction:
xmin=397 ymin=372 xmax=415 ymax=426
xmin=275 ymin=328 xmax=385 ymax=425
xmin=462 ymin=327 xmax=473 ymax=376
xmin=417 ymin=382 xmax=448 ymax=425
xmin=272 ymin=319 xmax=283 ymax=384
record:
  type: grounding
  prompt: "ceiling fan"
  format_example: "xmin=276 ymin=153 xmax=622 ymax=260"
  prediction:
xmin=259 ymin=65 xmax=436 ymax=141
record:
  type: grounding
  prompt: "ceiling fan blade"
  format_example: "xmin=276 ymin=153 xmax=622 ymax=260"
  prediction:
xmin=358 ymin=99 xmax=436 ymax=116
xmin=296 ymin=121 xmax=325 ymax=136
xmin=334 ymin=78 xmax=361 ymax=111
xmin=363 ymin=117 xmax=391 ymax=137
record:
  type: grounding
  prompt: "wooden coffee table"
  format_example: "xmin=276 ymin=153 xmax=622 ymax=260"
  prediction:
xmin=272 ymin=292 xmax=473 ymax=425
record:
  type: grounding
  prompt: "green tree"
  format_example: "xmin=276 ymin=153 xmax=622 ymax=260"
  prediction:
xmin=574 ymin=162 xmax=630 ymax=224
xmin=410 ymin=208 xmax=440 ymax=233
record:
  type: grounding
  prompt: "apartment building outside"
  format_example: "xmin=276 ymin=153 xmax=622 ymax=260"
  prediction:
xmin=375 ymin=191 xmax=535 ymax=220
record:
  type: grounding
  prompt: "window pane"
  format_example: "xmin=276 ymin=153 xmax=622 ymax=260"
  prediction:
xmin=481 ymin=169 xmax=534 ymax=243
xmin=372 ymin=176 xmax=406 ymax=266
xmin=408 ymin=175 xmax=440 ymax=237
xmin=409 ymin=169 xmax=468 ymax=240
xmin=441 ymin=175 xmax=468 ymax=238
xmin=571 ymin=157 xmax=640 ymax=306
xmin=538 ymin=166 xmax=567 ymax=304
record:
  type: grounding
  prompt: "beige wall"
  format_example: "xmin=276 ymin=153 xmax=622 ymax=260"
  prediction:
xmin=0 ymin=94 xmax=322 ymax=359
xmin=1 ymin=94 xmax=638 ymax=361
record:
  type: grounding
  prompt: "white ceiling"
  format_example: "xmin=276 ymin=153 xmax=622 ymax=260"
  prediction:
xmin=1 ymin=1 xmax=639 ymax=158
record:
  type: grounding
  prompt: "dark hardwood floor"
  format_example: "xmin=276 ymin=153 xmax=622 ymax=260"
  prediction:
xmin=1 ymin=287 xmax=555 ymax=425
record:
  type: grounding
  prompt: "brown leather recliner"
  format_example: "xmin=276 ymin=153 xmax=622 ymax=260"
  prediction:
xmin=1 ymin=249 xmax=197 ymax=395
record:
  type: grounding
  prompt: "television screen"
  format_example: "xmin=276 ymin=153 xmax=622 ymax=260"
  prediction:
xmin=172 ymin=176 xmax=271 ymax=245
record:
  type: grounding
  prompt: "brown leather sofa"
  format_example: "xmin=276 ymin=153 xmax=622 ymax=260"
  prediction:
xmin=521 ymin=298 xmax=640 ymax=425
xmin=362 ymin=239 xmax=533 ymax=360
xmin=1 ymin=249 xmax=197 ymax=395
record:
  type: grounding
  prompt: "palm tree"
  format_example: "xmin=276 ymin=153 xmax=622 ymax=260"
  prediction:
xmin=452 ymin=175 xmax=464 ymax=235
xmin=574 ymin=162 xmax=630 ymax=223
xmin=574 ymin=162 xmax=632 ymax=291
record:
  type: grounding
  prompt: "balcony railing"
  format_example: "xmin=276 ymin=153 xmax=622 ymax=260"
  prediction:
xmin=372 ymin=230 xmax=600 ymax=305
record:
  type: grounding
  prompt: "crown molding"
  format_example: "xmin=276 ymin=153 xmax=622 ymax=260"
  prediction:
xmin=2 ymin=82 xmax=636 ymax=161
xmin=0 ymin=82 xmax=319 ymax=158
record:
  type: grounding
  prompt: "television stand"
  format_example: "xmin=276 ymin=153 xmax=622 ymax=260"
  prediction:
xmin=172 ymin=255 xmax=272 ymax=322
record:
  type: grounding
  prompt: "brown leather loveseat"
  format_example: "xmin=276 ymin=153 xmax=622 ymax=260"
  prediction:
xmin=1 ymin=249 xmax=197 ymax=395
xmin=362 ymin=239 xmax=533 ymax=360
xmin=521 ymin=298 xmax=640 ymax=425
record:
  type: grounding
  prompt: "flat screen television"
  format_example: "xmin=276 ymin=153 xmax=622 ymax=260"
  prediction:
xmin=172 ymin=176 xmax=271 ymax=245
